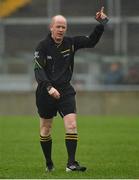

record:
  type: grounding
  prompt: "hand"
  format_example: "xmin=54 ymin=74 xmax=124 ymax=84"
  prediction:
xmin=48 ymin=87 xmax=60 ymax=99
xmin=95 ymin=6 xmax=109 ymax=25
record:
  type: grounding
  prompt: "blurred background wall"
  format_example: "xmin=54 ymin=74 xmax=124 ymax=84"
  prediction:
xmin=0 ymin=0 xmax=139 ymax=115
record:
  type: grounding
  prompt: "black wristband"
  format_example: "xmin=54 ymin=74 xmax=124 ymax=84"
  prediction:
xmin=95 ymin=17 xmax=109 ymax=25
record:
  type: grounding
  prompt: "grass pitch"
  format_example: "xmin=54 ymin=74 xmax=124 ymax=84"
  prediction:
xmin=0 ymin=116 xmax=139 ymax=179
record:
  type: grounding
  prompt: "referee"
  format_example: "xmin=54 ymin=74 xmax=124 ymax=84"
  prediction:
xmin=34 ymin=7 xmax=108 ymax=172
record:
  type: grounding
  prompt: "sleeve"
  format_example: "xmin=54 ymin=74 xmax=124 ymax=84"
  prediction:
xmin=73 ymin=24 xmax=104 ymax=51
xmin=34 ymin=42 xmax=52 ymax=87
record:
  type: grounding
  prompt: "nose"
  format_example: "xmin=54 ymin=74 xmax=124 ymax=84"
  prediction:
xmin=59 ymin=27 xmax=64 ymax=31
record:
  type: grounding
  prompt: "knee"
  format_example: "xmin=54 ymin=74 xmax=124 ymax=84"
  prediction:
xmin=40 ymin=123 xmax=52 ymax=136
xmin=66 ymin=121 xmax=77 ymax=133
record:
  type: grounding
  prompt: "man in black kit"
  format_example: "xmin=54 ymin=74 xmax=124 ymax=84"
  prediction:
xmin=34 ymin=7 xmax=108 ymax=172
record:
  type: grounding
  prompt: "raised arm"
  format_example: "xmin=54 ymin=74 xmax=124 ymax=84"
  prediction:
xmin=73 ymin=7 xmax=109 ymax=51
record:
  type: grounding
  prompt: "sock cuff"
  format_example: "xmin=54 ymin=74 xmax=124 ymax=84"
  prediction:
xmin=40 ymin=134 xmax=52 ymax=142
xmin=65 ymin=133 xmax=78 ymax=140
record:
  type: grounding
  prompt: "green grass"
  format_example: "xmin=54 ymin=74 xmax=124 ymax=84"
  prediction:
xmin=0 ymin=116 xmax=139 ymax=179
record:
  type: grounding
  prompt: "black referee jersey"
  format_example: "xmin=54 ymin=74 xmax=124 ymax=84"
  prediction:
xmin=34 ymin=24 xmax=104 ymax=89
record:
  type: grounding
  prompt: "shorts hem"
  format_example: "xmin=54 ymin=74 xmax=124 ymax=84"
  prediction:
xmin=39 ymin=114 xmax=55 ymax=119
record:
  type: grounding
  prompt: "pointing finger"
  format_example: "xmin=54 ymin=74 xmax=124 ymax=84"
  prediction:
xmin=100 ymin=6 xmax=104 ymax=13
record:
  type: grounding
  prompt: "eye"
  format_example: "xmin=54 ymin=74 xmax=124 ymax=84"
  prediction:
xmin=57 ymin=25 xmax=66 ymax=29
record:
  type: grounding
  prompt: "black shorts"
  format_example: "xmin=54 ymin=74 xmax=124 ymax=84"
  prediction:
xmin=36 ymin=84 xmax=76 ymax=119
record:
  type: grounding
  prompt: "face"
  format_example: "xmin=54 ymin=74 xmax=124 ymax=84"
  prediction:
xmin=50 ymin=16 xmax=67 ymax=43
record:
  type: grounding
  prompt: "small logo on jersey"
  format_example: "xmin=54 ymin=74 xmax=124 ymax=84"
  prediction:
xmin=34 ymin=51 xmax=39 ymax=58
xmin=47 ymin=56 xmax=52 ymax=60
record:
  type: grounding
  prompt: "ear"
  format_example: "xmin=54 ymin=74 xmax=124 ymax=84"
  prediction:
xmin=50 ymin=27 xmax=53 ymax=32
xmin=49 ymin=24 xmax=53 ymax=32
